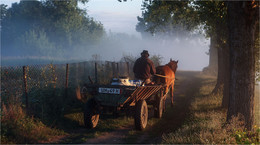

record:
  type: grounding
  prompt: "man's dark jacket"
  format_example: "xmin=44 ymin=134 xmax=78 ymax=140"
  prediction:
xmin=133 ymin=57 xmax=156 ymax=80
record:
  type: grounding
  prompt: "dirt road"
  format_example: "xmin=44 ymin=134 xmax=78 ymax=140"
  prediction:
xmin=83 ymin=71 xmax=201 ymax=144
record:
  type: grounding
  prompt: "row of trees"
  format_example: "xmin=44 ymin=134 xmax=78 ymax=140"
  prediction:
xmin=135 ymin=1 xmax=259 ymax=130
xmin=1 ymin=0 xmax=164 ymax=64
xmin=1 ymin=0 xmax=105 ymax=57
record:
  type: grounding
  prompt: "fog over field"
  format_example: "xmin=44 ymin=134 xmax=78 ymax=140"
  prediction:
xmin=79 ymin=0 xmax=210 ymax=71
xmin=83 ymin=34 xmax=209 ymax=71
xmin=2 ymin=32 xmax=209 ymax=71
xmin=1 ymin=0 xmax=210 ymax=71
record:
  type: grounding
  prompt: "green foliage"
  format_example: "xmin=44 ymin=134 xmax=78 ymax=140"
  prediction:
xmin=136 ymin=1 xmax=199 ymax=38
xmin=0 ymin=4 xmax=8 ymax=21
xmin=1 ymin=0 xmax=105 ymax=57
xmin=194 ymin=1 xmax=227 ymax=37
xmin=137 ymin=1 xmax=228 ymax=40
xmin=16 ymin=29 xmax=58 ymax=56
xmin=232 ymin=127 xmax=260 ymax=144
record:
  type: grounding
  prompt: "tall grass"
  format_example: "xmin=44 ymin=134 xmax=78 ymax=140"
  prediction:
xmin=1 ymin=97 xmax=65 ymax=144
xmin=162 ymin=75 xmax=260 ymax=144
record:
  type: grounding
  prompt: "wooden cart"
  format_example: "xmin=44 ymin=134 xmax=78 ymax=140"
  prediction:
xmin=81 ymin=83 xmax=168 ymax=130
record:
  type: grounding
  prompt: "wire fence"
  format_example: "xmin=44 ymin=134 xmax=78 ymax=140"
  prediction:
xmin=1 ymin=61 xmax=134 ymax=110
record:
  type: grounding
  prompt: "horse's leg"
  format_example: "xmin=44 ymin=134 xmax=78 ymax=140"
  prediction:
xmin=171 ymin=84 xmax=174 ymax=107
xmin=165 ymin=86 xmax=168 ymax=95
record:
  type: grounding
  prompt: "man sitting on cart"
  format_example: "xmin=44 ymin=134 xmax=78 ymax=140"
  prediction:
xmin=133 ymin=50 xmax=156 ymax=85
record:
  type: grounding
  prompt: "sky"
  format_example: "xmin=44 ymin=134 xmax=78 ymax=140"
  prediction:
xmin=81 ymin=0 xmax=142 ymax=36
xmin=1 ymin=0 xmax=143 ymax=37
xmin=1 ymin=0 xmax=210 ymax=70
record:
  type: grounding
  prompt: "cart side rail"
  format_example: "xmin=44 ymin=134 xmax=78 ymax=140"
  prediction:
xmin=123 ymin=85 xmax=166 ymax=105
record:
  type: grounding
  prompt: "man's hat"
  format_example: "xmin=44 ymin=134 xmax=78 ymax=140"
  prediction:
xmin=141 ymin=50 xmax=149 ymax=56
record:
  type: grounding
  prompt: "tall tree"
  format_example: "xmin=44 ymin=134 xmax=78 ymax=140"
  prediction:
xmin=1 ymin=0 xmax=104 ymax=57
xmin=0 ymin=4 xmax=8 ymax=22
xmin=1 ymin=0 xmax=44 ymax=56
xmin=194 ymin=1 xmax=230 ymax=107
xmin=136 ymin=0 xmax=199 ymax=39
xmin=227 ymin=1 xmax=259 ymax=130
xmin=136 ymin=1 xmax=230 ymax=107
xmin=205 ymin=36 xmax=218 ymax=75
xmin=133 ymin=0 xmax=259 ymax=130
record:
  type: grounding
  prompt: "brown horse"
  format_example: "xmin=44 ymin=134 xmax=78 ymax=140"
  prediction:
xmin=154 ymin=59 xmax=178 ymax=106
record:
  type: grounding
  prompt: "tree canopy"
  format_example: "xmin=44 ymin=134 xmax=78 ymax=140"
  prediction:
xmin=136 ymin=1 xmax=229 ymax=39
xmin=136 ymin=1 xmax=200 ymax=39
xmin=136 ymin=0 xmax=260 ymax=130
xmin=1 ymin=0 xmax=105 ymax=57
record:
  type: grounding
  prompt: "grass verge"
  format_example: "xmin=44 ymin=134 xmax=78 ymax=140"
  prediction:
xmin=162 ymin=74 xmax=260 ymax=144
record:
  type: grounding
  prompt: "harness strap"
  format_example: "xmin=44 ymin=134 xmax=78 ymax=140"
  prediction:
xmin=154 ymin=74 xmax=175 ymax=80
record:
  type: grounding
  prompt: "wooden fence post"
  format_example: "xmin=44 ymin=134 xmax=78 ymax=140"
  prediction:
xmin=112 ymin=62 xmax=115 ymax=78
xmin=53 ymin=65 xmax=57 ymax=88
xmin=95 ymin=62 xmax=98 ymax=83
xmin=75 ymin=63 xmax=79 ymax=85
xmin=84 ymin=61 xmax=87 ymax=81
xmin=65 ymin=64 xmax=69 ymax=98
xmin=126 ymin=62 xmax=130 ymax=77
xmin=65 ymin=64 xmax=69 ymax=88
xmin=116 ymin=63 xmax=119 ymax=77
xmin=23 ymin=66 xmax=28 ymax=111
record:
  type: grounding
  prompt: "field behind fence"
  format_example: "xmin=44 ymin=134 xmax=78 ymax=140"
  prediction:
xmin=1 ymin=61 xmax=134 ymax=112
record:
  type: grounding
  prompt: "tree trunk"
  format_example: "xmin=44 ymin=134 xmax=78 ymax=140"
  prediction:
xmin=211 ymin=33 xmax=230 ymax=109
xmin=227 ymin=1 xmax=258 ymax=130
xmin=208 ymin=36 xmax=218 ymax=75
xmin=211 ymin=34 xmax=226 ymax=95
xmin=221 ymin=42 xmax=229 ymax=108
xmin=211 ymin=35 xmax=224 ymax=94
xmin=211 ymin=5 xmax=230 ymax=107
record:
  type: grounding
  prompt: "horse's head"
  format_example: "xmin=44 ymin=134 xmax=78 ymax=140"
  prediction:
xmin=167 ymin=59 xmax=178 ymax=73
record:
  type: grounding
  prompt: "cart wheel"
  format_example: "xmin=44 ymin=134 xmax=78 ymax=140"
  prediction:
xmin=135 ymin=100 xmax=148 ymax=130
xmin=154 ymin=97 xmax=164 ymax=118
xmin=80 ymin=86 xmax=89 ymax=102
xmin=84 ymin=98 xmax=100 ymax=128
